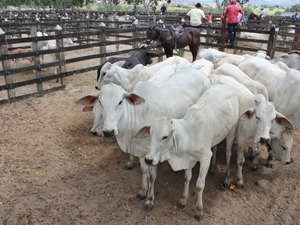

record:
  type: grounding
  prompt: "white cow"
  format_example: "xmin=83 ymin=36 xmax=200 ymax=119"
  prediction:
xmin=36 ymin=31 xmax=74 ymax=65
xmin=213 ymin=63 xmax=269 ymax=99
xmin=238 ymin=57 xmax=297 ymax=165
xmin=191 ymin=58 xmax=214 ymax=76
xmin=98 ymin=62 xmax=177 ymax=91
xmin=209 ymin=75 xmax=293 ymax=180
xmin=79 ymin=56 xmax=192 ymax=137
xmin=96 ymin=56 xmax=192 ymax=90
xmin=137 ymin=84 xmax=240 ymax=221
xmin=79 ymin=69 xmax=211 ymax=210
xmin=196 ymin=48 xmax=227 ymax=64
xmin=271 ymin=51 xmax=300 ymax=70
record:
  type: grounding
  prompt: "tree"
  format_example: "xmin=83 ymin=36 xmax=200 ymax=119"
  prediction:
xmin=125 ymin=0 xmax=158 ymax=14
xmin=290 ymin=4 xmax=300 ymax=12
xmin=215 ymin=0 xmax=250 ymax=12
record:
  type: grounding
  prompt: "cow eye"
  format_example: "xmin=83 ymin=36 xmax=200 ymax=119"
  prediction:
xmin=98 ymin=100 xmax=102 ymax=105
xmin=118 ymin=100 xmax=123 ymax=105
xmin=256 ymin=116 xmax=260 ymax=120
xmin=103 ymin=72 xmax=106 ymax=77
xmin=281 ymin=145 xmax=287 ymax=151
xmin=162 ymin=136 xmax=168 ymax=140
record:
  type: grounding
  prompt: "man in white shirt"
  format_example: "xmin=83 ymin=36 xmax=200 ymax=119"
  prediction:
xmin=185 ymin=3 xmax=205 ymax=29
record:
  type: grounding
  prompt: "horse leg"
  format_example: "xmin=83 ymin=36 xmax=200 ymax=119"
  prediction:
xmin=189 ymin=44 xmax=199 ymax=62
xmin=163 ymin=47 xmax=173 ymax=58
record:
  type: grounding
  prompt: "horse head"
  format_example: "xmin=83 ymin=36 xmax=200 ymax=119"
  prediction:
xmin=146 ymin=25 xmax=158 ymax=42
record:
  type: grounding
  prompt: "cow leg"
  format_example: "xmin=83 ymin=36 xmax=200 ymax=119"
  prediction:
xmin=224 ymin=130 xmax=236 ymax=188
xmin=144 ymin=165 xmax=157 ymax=211
xmin=266 ymin=143 xmax=274 ymax=168
xmin=236 ymin=142 xmax=245 ymax=188
xmin=209 ymin=146 xmax=218 ymax=176
xmin=250 ymin=144 xmax=262 ymax=171
xmin=178 ymin=169 xmax=192 ymax=208
xmin=195 ymin=150 xmax=212 ymax=221
xmin=123 ymin=155 xmax=135 ymax=170
xmin=137 ymin=158 xmax=148 ymax=200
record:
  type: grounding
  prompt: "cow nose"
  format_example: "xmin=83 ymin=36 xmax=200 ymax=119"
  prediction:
xmin=103 ymin=130 xmax=114 ymax=137
xmin=260 ymin=137 xmax=270 ymax=145
xmin=286 ymin=158 xmax=293 ymax=165
xmin=145 ymin=158 xmax=153 ymax=165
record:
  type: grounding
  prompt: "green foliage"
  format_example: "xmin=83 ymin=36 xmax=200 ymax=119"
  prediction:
xmin=289 ymin=4 xmax=300 ymax=12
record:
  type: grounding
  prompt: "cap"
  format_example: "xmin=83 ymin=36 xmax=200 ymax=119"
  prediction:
xmin=195 ymin=3 xmax=202 ymax=8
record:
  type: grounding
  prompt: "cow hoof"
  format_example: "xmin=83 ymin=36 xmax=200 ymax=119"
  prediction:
xmin=195 ymin=214 xmax=204 ymax=222
xmin=237 ymin=184 xmax=244 ymax=189
xmin=123 ymin=164 xmax=134 ymax=170
xmin=144 ymin=202 xmax=154 ymax=211
xmin=265 ymin=161 xmax=273 ymax=168
xmin=177 ymin=201 xmax=186 ymax=209
xmin=251 ymin=165 xmax=258 ymax=171
xmin=136 ymin=193 xmax=146 ymax=201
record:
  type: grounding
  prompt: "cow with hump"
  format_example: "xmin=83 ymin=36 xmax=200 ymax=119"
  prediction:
xmin=136 ymin=84 xmax=240 ymax=221
xmin=238 ymin=56 xmax=298 ymax=166
xmin=77 ymin=65 xmax=211 ymax=210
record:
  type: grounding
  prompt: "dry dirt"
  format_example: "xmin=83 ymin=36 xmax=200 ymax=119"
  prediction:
xmin=0 ymin=46 xmax=300 ymax=225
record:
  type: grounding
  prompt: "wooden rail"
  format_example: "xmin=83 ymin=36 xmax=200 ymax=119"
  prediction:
xmin=0 ymin=16 xmax=299 ymax=104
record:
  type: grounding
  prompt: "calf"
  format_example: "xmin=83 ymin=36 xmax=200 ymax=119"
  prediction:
xmin=137 ymin=84 xmax=240 ymax=221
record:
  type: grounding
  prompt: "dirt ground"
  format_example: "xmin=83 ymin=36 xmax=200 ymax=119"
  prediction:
xmin=1 ymin=46 xmax=300 ymax=225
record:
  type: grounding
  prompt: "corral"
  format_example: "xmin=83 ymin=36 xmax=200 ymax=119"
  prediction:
xmin=1 ymin=11 xmax=300 ymax=225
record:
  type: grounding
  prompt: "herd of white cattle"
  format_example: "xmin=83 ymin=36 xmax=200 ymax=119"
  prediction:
xmin=76 ymin=49 xmax=300 ymax=221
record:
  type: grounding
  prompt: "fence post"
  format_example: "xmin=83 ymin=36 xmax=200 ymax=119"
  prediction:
xmin=55 ymin=25 xmax=67 ymax=85
xmin=294 ymin=24 xmax=300 ymax=50
xmin=233 ymin=26 xmax=241 ymax=54
xmin=266 ymin=26 xmax=278 ymax=58
xmin=267 ymin=20 xmax=272 ymax=31
xmin=132 ymin=19 xmax=139 ymax=49
xmin=115 ymin=17 xmax=120 ymax=51
xmin=99 ymin=23 xmax=106 ymax=65
xmin=0 ymin=28 xmax=16 ymax=99
xmin=31 ymin=24 xmax=43 ymax=94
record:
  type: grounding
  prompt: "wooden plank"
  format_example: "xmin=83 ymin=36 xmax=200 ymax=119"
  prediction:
xmin=0 ymin=28 xmax=16 ymax=98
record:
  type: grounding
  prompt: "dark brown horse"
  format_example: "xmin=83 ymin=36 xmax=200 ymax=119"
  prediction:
xmin=146 ymin=25 xmax=201 ymax=61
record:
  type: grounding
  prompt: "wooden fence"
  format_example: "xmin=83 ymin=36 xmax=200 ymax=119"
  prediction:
xmin=0 ymin=15 xmax=299 ymax=104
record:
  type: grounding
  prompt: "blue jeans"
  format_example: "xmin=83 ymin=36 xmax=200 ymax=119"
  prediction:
xmin=227 ymin=23 xmax=238 ymax=45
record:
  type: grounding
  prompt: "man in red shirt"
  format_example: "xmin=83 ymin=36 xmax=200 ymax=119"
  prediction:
xmin=224 ymin=0 xmax=244 ymax=46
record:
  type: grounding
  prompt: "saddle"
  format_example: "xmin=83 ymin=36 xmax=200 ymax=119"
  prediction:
xmin=169 ymin=25 xmax=184 ymax=39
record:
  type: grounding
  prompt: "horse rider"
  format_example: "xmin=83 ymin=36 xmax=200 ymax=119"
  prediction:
xmin=184 ymin=2 xmax=206 ymax=29
xmin=224 ymin=0 xmax=244 ymax=47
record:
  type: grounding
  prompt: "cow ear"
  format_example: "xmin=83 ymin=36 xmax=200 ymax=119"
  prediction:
xmin=83 ymin=106 xmax=94 ymax=112
xmin=113 ymin=60 xmax=126 ymax=67
xmin=124 ymin=93 xmax=145 ymax=105
xmin=275 ymin=112 xmax=294 ymax=130
xmin=240 ymin=108 xmax=255 ymax=120
xmin=75 ymin=93 xmax=99 ymax=106
xmin=135 ymin=126 xmax=151 ymax=138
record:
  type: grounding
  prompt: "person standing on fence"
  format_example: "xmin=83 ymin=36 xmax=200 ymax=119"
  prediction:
xmin=224 ymin=0 xmax=244 ymax=47
xmin=184 ymin=3 xmax=206 ymax=29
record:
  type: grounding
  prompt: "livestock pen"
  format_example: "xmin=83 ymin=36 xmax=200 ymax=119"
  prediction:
xmin=1 ymin=11 xmax=300 ymax=225
xmin=0 ymin=12 xmax=299 ymax=104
